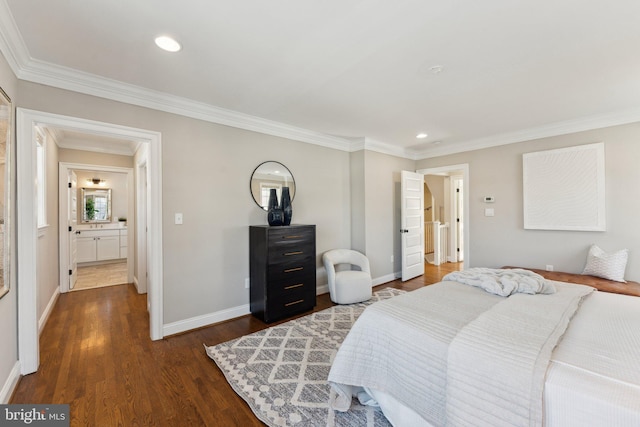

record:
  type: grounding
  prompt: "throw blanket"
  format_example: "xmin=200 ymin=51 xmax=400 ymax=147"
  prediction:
xmin=443 ymin=267 xmax=556 ymax=296
xmin=328 ymin=281 xmax=594 ymax=427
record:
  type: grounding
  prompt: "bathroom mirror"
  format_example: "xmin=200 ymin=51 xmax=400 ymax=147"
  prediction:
xmin=250 ymin=161 xmax=296 ymax=210
xmin=0 ymin=87 xmax=11 ymax=299
xmin=82 ymin=188 xmax=112 ymax=222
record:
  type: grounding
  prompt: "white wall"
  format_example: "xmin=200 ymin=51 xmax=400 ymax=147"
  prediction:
xmin=417 ymin=127 xmax=640 ymax=281
xmin=0 ymin=48 xmax=18 ymax=403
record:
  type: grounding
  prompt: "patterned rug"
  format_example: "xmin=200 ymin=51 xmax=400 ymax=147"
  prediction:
xmin=205 ymin=288 xmax=406 ymax=427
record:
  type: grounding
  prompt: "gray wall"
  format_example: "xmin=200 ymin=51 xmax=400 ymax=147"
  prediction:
xmin=0 ymin=43 xmax=18 ymax=403
xmin=363 ymin=150 xmax=415 ymax=278
xmin=17 ymin=81 xmax=352 ymax=324
xmin=417 ymin=126 xmax=640 ymax=281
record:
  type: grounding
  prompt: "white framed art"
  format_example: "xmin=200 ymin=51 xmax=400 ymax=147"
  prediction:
xmin=523 ymin=142 xmax=605 ymax=231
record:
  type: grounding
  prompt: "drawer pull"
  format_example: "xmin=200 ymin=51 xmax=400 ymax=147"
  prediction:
xmin=284 ymin=267 xmax=303 ymax=273
xmin=283 ymin=235 xmax=302 ymax=239
xmin=285 ymin=299 xmax=304 ymax=307
xmin=284 ymin=251 xmax=303 ymax=256
xmin=285 ymin=283 xmax=304 ymax=290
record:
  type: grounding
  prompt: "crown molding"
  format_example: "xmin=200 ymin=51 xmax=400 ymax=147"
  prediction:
xmin=0 ymin=0 xmax=356 ymax=154
xmin=3 ymin=0 xmax=639 ymax=162
xmin=413 ymin=108 xmax=640 ymax=159
xmin=0 ymin=0 xmax=30 ymax=74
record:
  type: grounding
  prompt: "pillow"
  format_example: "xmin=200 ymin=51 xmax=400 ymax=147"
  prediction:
xmin=582 ymin=244 xmax=629 ymax=282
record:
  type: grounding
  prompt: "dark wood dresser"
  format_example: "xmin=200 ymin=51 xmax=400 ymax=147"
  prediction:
xmin=249 ymin=224 xmax=316 ymax=323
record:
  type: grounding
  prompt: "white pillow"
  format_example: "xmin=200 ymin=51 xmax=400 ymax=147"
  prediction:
xmin=582 ymin=244 xmax=629 ymax=282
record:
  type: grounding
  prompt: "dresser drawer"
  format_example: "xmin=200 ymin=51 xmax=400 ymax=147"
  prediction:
xmin=269 ymin=288 xmax=316 ymax=318
xmin=268 ymin=241 xmax=314 ymax=263
xmin=268 ymin=227 xmax=315 ymax=247
xmin=267 ymin=272 xmax=315 ymax=296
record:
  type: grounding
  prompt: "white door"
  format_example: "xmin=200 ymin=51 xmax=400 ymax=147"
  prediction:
xmin=69 ymin=170 xmax=78 ymax=289
xmin=401 ymin=170 xmax=425 ymax=281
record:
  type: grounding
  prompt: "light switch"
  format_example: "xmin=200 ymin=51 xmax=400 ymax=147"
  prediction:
xmin=175 ymin=213 xmax=183 ymax=225
xmin=484 ymin=208 xmax=495 ymax=217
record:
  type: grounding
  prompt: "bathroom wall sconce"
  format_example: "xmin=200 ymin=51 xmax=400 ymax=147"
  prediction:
xmin=87 ymin=178 xmax=106 ymax=186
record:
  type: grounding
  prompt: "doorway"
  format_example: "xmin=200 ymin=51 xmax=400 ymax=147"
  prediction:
xmin=417 ymin=164 xmax=470 ymax=267
xmin=59 ymin=163 xmax=134 ymax=293
xmin=17 ymin=108 xmax=164 ymax=375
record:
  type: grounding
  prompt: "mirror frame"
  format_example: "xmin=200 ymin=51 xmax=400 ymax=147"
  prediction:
xmin=81 ymin=187 xmax=112 ymax=223
xmin=0 ymin=87 xmax=11 ymax=300
xmin=250 ymin=161 xmax=296 ymax=211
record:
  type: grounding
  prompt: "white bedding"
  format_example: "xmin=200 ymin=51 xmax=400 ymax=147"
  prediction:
xmin=329 ymin=280 xmax=640 ymax=426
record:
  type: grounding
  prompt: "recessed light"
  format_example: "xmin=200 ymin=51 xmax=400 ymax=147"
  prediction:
xmin=155 ymin=36 xmax=181 ymax=52
xmin=416 ymin=133 xmax=428 ymax=139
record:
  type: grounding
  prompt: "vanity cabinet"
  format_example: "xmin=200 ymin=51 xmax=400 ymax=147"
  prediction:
xmin=76 ymin=228 xmax=126 ymax=263
xmin=250 ymin=225 xmax=316 ymax=323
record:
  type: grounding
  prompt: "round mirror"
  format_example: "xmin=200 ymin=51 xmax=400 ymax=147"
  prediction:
xmin=250 ymin=161 xmax=296 ymax=211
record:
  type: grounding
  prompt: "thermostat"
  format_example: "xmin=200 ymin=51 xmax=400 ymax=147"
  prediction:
xmin=483 ymin=196 xmax=495 ymax=203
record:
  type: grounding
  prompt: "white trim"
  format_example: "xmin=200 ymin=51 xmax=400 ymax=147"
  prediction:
xmin=16 ymin=109 xmax=39 ymax=375
xmin=373 ymin=272 xmax=401 ymax=287
xmin=416 ymin=164 xmax=470 ymax=268
xmin=0 ymin=361 xmax=21 ymax=404
xmin=38 ymin=287 xmax=60 ymax=335
xmin=17 ymin=108 xmax=164 ymax=375
xmin=316 ymin=284 xmax=329 ymax=296
xmin=163 ymin=305 xmax=250 ymax=337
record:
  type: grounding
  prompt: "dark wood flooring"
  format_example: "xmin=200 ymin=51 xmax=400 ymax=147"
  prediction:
xmin=10 ymin=261 xmax=462 ymax=426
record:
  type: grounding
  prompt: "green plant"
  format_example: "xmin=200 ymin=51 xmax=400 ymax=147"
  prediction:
xmin=85 ymin=197 xmax=95 ymax=220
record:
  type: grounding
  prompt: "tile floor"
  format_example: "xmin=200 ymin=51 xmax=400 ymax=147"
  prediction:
xmin=72 ymin=261 xmax=129 ymax=291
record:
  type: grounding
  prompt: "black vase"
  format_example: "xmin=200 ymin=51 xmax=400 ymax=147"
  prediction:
xmin=281 ymin=186 xmax=292 ymax=226
xmin=267 ymin=189 xmax=283 ymax=226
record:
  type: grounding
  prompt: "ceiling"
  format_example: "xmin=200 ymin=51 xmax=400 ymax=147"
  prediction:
xmin=2 ymin=0 xmax=640 ymax=159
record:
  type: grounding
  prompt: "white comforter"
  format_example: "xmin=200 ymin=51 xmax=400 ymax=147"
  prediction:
xmin=328 ymin=280 xmax=594 ymax=427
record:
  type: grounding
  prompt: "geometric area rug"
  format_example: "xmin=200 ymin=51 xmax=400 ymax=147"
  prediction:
xmin=205 ymin=288 xmax=406 ymax=427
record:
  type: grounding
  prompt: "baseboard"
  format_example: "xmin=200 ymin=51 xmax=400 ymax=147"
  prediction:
xmin=316 ymin=284 xmax=329 ymax=295
xmin=39 ymin=287 xmax=60 ymax=336
xmin=163 ymin=273 xmax=402 ymax=337
xmin=163 ymin=304 xmax=251 ymax=337
xmin=373 ymin=272 xmax=400 ymax=287
xmin=0 ymin=362 xmax=21 ymax=403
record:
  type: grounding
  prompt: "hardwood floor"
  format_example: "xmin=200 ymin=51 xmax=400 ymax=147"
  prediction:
xmin=10 ymin=261 xmax=462 ymax=426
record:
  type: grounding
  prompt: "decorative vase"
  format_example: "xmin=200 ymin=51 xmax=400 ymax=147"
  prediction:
xmin=267 ymin=189 xmax=283 ymax=226
xmin=281 ymin=186 xmax=292 ymax=226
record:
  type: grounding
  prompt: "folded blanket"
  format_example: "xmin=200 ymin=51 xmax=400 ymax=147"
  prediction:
xmin=443 ymin=267 xmax=555 ymax=296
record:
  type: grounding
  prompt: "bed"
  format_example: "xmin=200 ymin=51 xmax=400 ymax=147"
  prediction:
xmin=327 ymin=268 xmax=640 ymax=427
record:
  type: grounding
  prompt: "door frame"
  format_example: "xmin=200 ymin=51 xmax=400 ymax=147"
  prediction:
xmin=135 ymin=149 xmax=148 ymax=296
xmin=58 ymin=163 xmax=134 ymax=293
xmin=17 ymin=108 xmax=164 ymax=375
xmin=416 ymin=164 xmax=470 ymax=267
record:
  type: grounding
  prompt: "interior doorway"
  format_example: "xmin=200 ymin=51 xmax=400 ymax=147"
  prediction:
xmin=59 ymin=163 xmax=134 ymax=293
xmin=417 ymin=164 xmax=470 ymax=267
xmin=17 ymin=108 xmax=164 ymax=375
